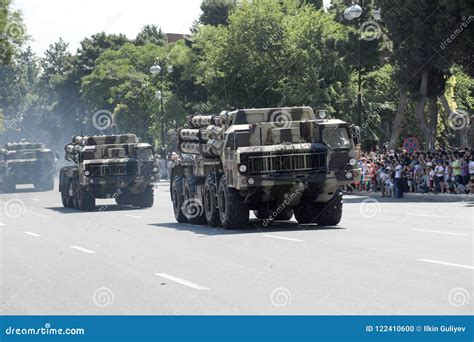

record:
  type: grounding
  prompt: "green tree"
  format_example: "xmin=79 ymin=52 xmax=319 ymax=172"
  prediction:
xmin=199 ymin=0 xmax=234 ymax=26
xmin=134 ymin=25 xmax=166 ymax=46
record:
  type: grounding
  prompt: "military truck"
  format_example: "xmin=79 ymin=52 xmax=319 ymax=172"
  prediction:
xmin=0 ymin=142 xmax=55 ymax=192
xmin=170 ymin=107 xmax=361 ymax=229
xmin=59 ymin=134 xmax=159 ymax=211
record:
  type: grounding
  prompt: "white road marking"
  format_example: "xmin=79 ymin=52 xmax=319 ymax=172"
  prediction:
xmin=31 ymin=198 xmax=39 ymax=201
xmin=24 ymin=231 xmax=40 ymax=237
xmin=263 ymin=234 xmax=303 ymax=242
xmin=418 ymin=259 xmax=474 ymax=270
xmin=69 ymin=245 xmax=96 ymax=254
xmin=0 ymin=222 xmax=5 ymax=226
xmin=411 ymin=229 xmax=467 ymax=236
xmin=155 ymin=273 xmax=209 ymax=290
xmin=124 ymin=214 xmax=143 ymax=219
xmin=406 ymin=213 xmax=448 ymax=219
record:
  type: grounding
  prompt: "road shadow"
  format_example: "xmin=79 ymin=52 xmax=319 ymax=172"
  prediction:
xmin=150 ymin=219 xmax=346 ymax=236
xmin=46 ymin=204 xmax=149 ymax=214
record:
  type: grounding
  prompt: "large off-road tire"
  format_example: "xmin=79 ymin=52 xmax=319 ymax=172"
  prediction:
xmin=183 ymin=182 xmax=207 ymax=225
xmin=217 ymin=175 xmax=249 ymax=229
xmin=37 ymin=176 xmax=54 ymax=191
xmin=132 ymin=185 xmax=154 ymax=208
xmin=294 ymin=203 xmax=319 ymax=224
xmin=78 ymin=186 xmax=96 ymax=211
xmin=72 ymin=179 xmax=80 ymax=209
xmin=314 ymin=190 xmax=343 ymax=226
xmin=61 ymin=178 xmax=73 ymax=208
xmin=204 ymin=173 xmax=221 ymax=227
xmin=171 ymin=176 xmax=187 ymax=223
xmin=295 ymin=191 xmax=343 ymax=226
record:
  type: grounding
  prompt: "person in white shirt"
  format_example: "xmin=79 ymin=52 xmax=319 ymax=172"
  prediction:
xmin=434 ymin=163 xmax=444 ymax=193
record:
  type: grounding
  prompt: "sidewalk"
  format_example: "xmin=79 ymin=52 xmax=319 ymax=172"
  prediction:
xmin=347 ymin=190 xmax=472 ymax=203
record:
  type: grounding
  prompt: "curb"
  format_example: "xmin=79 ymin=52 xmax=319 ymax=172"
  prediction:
xmin=346 ymin=191 xmax=472 ymax=203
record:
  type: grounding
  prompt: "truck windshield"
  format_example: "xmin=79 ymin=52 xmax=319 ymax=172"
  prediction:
xmin=137 ymin=148 xmax=154 ymax=161
xmin=322 ymin=127 xmax=352 ymax=149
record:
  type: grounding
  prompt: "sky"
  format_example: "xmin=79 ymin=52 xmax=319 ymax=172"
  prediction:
xmin=14 ymin=0 xmax=331 ymax=56
xmin=14 ymin=0 xmax=204 ymax=55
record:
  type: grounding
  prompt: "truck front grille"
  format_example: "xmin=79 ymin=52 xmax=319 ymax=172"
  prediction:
xmin=240 ymin=150 xmax=327 ymax=175
xmin=87 ymin=163 xmax=139 ymax=177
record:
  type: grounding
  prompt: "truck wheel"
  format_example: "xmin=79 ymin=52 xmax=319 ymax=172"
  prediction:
xmin=134 ymin=185 xmax=154 ymax=208
xmin=78 ymin=186 xmax=96 ymax=211
xmin=172 ymin=176 xmax=188 ymax=223
xmin=314 ymin=191 xmax=343 ymax=226
xmin=72 ymin=180 xmax=80 ymax=209
xmin=61 ymin=179 xmax=73 ymax=208
xmin=217 ymin=175 xmax=249 ymax=229
xmin=294 ymin=204 xmax=319 ymax=224
xmin=183 ymin=183 xmax=207 ymax=225
xmin=204 ymin=174 xmax=221 ymax=227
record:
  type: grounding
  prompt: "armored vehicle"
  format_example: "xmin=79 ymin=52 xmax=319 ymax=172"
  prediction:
xmin=59 ymin=134 xmax=159 ymax=211
xmin=0 ymin=142 xmax=55 ymax=192
xmin=170 ymin=107 xmax=361 ymax=229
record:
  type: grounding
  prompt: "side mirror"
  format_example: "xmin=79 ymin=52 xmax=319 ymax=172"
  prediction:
xmin=350 ymin=125 xmax=361 ymax=146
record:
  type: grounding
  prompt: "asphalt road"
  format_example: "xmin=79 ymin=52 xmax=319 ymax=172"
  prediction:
xmin=0 ymin=181 xmax=472 ymax=315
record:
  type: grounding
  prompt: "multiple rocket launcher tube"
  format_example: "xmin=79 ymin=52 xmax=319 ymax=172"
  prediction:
xmin=178 ymin=114 xmax=226 ymax=158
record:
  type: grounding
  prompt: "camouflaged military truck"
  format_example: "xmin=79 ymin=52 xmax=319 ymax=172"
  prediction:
xmin=170 ymin=106 xmax=361 ymax=229
xmin=59 ymin=134 xmax=159 ymax=211
xmin=0 ymin=142 xmax=55 ymax=192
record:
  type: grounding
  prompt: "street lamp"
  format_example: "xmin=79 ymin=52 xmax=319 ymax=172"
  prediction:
xmin=150 ymin=61 xmax=173 ymax=159
xmin=344 ymin=2 xmax=365 ymax=129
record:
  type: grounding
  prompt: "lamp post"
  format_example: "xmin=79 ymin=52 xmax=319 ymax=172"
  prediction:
xmin=344 ymin=2 xmax=382 ymax=131
xmin=150 ymin=62 xmax=173 ymax=159
xmin=344 ymin=2 xmax=364 ymax=129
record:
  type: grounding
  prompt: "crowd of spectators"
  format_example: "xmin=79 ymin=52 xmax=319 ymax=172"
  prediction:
xmin=351 ymin=147 xmax=474 ymax=198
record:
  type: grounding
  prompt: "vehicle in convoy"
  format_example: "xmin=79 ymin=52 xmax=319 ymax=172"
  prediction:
xmin=170 ymin=107 xmax=361 ymax=229
xmin=0 ymin=142 xmax=55 ymax=192
xmin=59 ymin=134 xmax=159 ymax=211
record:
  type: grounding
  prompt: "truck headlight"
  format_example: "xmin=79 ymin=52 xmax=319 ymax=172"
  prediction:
xmin=349 ymin=159 xmax=356 ymax=166
xmin=153 ymin=166 xmax=159 ymax=173
xmin=238 ymin=164 xmax=248 ymax=173
xmin=84 ymin=170 xmax=90 ymax=176
xmin=345 ymin=171 xmax=353 ymax=179
xmin=248 ymin=177 xmax=255 ymax=185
